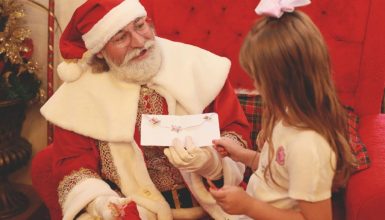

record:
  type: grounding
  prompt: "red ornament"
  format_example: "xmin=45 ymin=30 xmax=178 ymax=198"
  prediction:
xmin=20 ymin=38 xmax=34 ymax=60
xmin=122 ymin=202 xmax=140 ymax=220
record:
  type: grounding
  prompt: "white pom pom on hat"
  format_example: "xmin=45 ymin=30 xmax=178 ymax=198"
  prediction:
xmin=57 ymin=60 xmax=84 ymax=83
xmin=58 ymin=0 xmax=147 ymax=83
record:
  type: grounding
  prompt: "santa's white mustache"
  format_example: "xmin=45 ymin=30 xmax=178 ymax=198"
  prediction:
xmin=122 ymin=40 xmax=155 ymax=64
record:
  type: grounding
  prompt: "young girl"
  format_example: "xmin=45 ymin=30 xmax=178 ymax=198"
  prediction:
xmin=210 ymin=1 xmax=355 ymax=220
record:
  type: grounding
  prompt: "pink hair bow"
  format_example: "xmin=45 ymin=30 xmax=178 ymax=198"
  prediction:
xmin=255 ymin=0 xmax=311 ymax=18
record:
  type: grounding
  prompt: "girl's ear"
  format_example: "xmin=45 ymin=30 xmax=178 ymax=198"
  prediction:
xmin=96 ymin=52 xmax=103 ymax=59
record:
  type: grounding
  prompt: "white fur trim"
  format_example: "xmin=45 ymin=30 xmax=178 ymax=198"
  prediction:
xmin=190 ymin=174 xmax=216 ymax=205
xmin=137 ymin=205 xmax=156 ymax=220
xmin=42 ymin=37 xmax=228 ymax=142
xmin=62 ymin=178 xmax=118 ymax=220
xmin=76 ymin=212 xmax=93 ymax=220
xmin=171 ymin=207 xmax=206 ymax=219
xmin=131 ymin=195 xmax=172 ymax=220
xmin=41 ymin=71 xmax=141 ymax=142
xmin=83 ymin=0 xmax=147 ymax=54
xmin=179 ymin=157 xmax=245 ymax=219
xmin=151 ymin=37 xmax=230 ymax=114
xmin=109 ymin=142 xmax=173 ymax=220
xmin=222 ymin=157 xmax=246 ymax=186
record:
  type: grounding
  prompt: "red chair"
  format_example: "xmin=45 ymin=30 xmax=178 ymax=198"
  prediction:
xmin=31 ymin=145 xmax=61 ymax=220
xmin=31 ymin=1 xmax=385 ymax=219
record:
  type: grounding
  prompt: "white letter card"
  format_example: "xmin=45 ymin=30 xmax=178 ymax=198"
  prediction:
xmin=141 ymin=113 xmax=220 ymax=147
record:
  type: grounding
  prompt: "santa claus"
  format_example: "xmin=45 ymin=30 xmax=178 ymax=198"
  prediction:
xmin=39 ymin=0 xmax=251 ymax=219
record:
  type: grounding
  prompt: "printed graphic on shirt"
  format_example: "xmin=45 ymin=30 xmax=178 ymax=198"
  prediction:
xmin=275 ymin=146 xmax=285 ymax=166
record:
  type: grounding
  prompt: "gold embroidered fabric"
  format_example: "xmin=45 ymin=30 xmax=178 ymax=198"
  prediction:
xmin=221 ymin=131 xmax=249 ymax=149
xmin=137 ymin=86 xmax=187 ymax=192
xmin=57 ymin=168 xmax=100 ymax=206
xmin=136 ymin=86 xmax=164 ymax=129
xmin=99 ymin=141 xmax=121 ymax=187
xmin=143 ymin=146 xmax=186 ymax=192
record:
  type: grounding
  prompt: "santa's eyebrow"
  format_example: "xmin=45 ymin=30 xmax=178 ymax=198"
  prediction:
xmin=112 ymin=16 xmax=147 ymax=37
xmin=134 ymin=16 xmax=146 ymax=24
xmin=112 ymin=30 xmax=124 ymax=38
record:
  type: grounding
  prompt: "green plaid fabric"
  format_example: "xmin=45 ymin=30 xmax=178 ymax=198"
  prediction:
xmin=345 ymin=106 xmax=371 ymax=172
xmin=236 ymin=95 xmax=370 ymax=177
xmin=237 ymin=94 xmax=263 ymax=151
xmin=237 ymin=94 xmax=263 ymax=183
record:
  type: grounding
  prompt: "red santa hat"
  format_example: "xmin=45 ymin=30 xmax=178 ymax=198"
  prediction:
xmin=58 ymin=0 xmax=147 ymax=82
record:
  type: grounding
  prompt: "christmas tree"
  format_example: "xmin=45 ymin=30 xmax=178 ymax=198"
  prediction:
xmin=0 ymin=0 xmax=40 ymax=102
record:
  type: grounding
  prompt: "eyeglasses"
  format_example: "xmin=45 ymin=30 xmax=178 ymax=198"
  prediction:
xmin=108 ymin=17 xmax=151 ymax=47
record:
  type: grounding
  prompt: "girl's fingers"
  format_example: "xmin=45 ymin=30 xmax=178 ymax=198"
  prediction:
xmin=209 ymin=187 xmax=226 ymax=200
xmin=207 ymin=179 xmax=218 ymax=190
xmin=213 ymin=146 xmax=229 ymax=157
xmin=212 ymin=138 xmax=226 ymax=146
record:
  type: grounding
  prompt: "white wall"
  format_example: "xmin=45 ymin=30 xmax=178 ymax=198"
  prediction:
xmin=10 ymin=0 xmax=86 ymax=184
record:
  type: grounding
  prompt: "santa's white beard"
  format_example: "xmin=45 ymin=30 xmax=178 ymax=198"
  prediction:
xmin=104 ymin=40 xmax=162 ymax=85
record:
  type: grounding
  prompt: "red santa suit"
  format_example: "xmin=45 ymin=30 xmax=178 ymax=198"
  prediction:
xmin=41 ymin=37 xmax=251 ymax=220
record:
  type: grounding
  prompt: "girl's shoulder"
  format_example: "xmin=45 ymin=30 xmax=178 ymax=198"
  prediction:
xmin=274 ymin=122 xmax=331 ymax=153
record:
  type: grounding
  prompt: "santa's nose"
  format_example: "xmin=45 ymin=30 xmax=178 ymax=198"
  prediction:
xmin=130 ymin=32 xmax=146 ymax=48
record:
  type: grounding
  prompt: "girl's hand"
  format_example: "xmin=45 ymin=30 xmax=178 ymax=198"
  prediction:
xmin=209 ymin=185 xmax=251 ymax=215
xmin=212 ymin=137 xmax=244 ymax=162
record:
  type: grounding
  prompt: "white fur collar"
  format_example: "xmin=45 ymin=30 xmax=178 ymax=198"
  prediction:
xmin=41 ymin=37 xmax=230 ymax=142
xmin=151 ymin=37 xmax=230 ymax=114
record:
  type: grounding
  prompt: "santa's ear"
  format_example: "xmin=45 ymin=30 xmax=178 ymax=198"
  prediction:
xmin=96 ymin=52 xmax=103 ymax=59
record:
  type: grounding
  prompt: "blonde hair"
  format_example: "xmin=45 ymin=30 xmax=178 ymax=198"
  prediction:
xmin=240 ymin=11 xmax=355 ymax=189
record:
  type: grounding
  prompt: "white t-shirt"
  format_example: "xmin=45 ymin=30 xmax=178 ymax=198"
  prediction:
xmin=246 ymin=120 xmax=336 ymax=210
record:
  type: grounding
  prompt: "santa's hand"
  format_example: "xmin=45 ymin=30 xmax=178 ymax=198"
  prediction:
xmin=164 ymin=136 xmax=222 ymax=179
xmin=86 ymin=196 xmax=132 ymax=220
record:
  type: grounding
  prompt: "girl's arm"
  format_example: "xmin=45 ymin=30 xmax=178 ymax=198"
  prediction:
xmin=210 ymin=186 xmax=332 ymax=220
xmin=213 ymin=137 xmax=260 ymax=171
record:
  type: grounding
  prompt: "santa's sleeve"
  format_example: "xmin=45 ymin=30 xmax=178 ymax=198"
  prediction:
xmin=204 ymin=80 xmax=251 ymax=149
xmin=204 ymin=80 xmax=251 ymax=186
xmin=52 ymin=126 xmax=119 ymax=220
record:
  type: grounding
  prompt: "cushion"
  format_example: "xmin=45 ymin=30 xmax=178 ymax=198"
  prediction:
xmin=31 ymin=145 xmax=63 ymax=220
xmin=236 ymin=94 xmax=370 ymax=174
